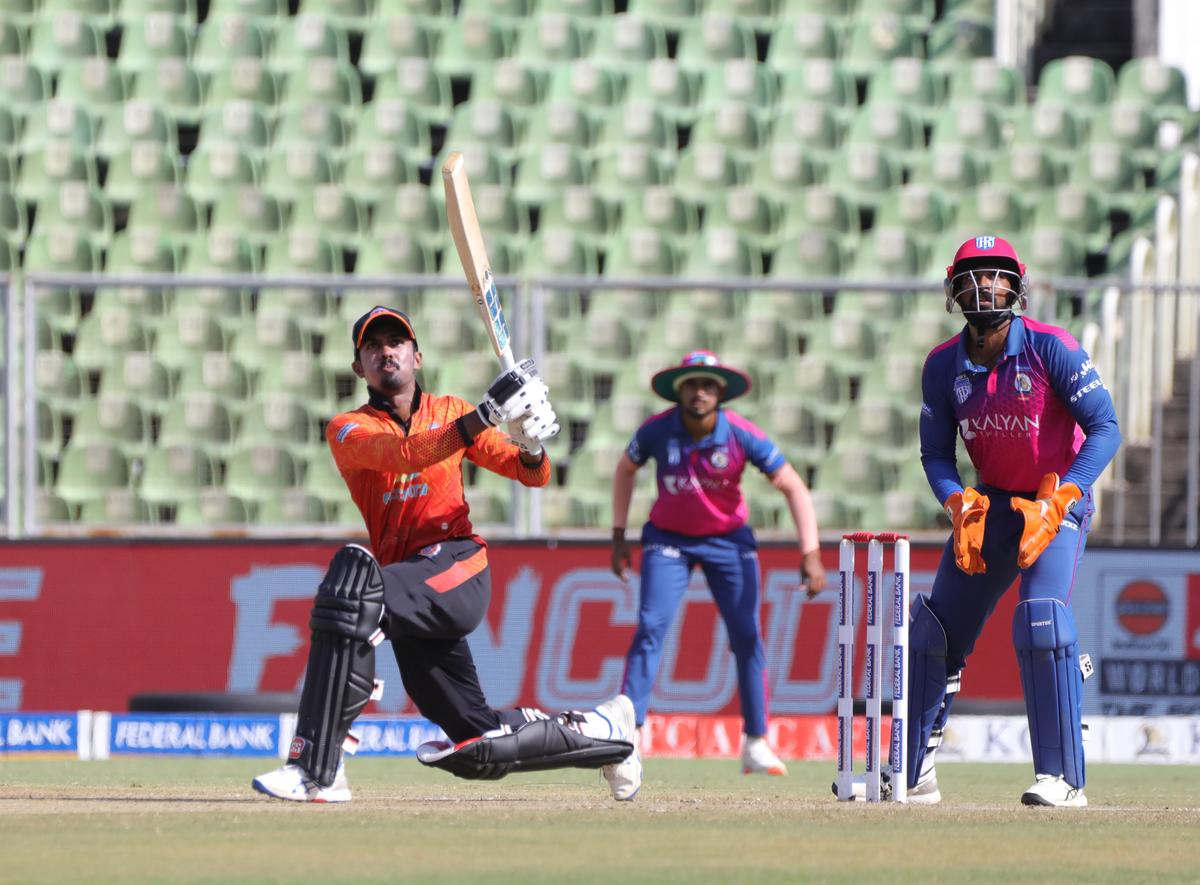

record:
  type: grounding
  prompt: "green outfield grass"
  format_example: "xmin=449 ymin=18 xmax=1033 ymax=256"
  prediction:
xmin=0 ymin=758 xmax=1197 ymax=883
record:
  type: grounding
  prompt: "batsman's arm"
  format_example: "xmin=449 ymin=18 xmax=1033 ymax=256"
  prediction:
xmin=328 ymin=414 xmax=481 ymax=474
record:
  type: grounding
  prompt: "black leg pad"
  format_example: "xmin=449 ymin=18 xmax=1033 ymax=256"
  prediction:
xmin=416 ymin=718 xmax=634 ymax=781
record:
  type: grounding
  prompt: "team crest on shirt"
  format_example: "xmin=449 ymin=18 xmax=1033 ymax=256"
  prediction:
xmin=1014 ymin=372 xmax=1033 ymax=395
xmin=710 ymin=448 xmax=729 ymax=469
xmin=953 ymin=374 xmax=972 ymax=405
xmin=667 ymin=440 xmax=681 ymax=466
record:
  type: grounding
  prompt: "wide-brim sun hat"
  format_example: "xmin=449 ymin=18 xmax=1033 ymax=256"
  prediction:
xmin=651 ymin=350 xmax=752 ymax=403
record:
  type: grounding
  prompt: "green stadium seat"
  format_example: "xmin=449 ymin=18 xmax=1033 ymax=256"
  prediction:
xmin=198 ymin=101 xmax=272 ymax=155
xmin=523 ymin=101 xmax=600 ymax=160
xmin=1116 ymin=58 xmax=1191 ymax=125
xmin=874 ymin=184 xmax=954 ymax=238
xmin=34 ymin=182 xmax=113 ymax=247
xmin=620 ymin=185 xmax=701 ymax=244
xmin=858 ymin=349 xmax=925 ymax=405
xmin=56 ymin=58 xmax=132 ymax=108
xmin=118 ymin=13 xmax=194 ymax=72
xmin=703 ymin=185 xmax=784 ymax=249
xmin=55 ymin=443 xmax=131 ymax=506
xmin=846 ymin=101 xmax=924 ymax=165
xmin=841 ymin=14 xmax=922 ymax=80
xmin=283 ymin=58 xmax=362 ymax=111
xmin=120 ymin=0 xmax=198 ymax=21
xmin=208 ymin=186 xmax=284 ymax=247
xmin=21 ymin=100 xmax=100 ymax=155
xmin=152 ymin=304 xmax=231 ymax=374
xmin=273 ymin=14 xmax=351 ymax=71
xmin=772 ymin=100 xmax=846 ymax=156
xmin=700 ymin=60 xmax=780 ymax=118
xmin=73 ymin=306 xmax=153 ymax=373
xmin=373 ymin=58 xmax=454 ymax=125
xmin=372 ymin=182 xmax=445 ymax=250
xmin=623 ymin=59 xmax=701 ymax=126
xmin=928 ymin=102 xmax=1005 ymax=160
xmin=770 ymin=228 xmax=848 ymax=287
xmin=193 ymin=15 xmax=270 ymax=74
xmin=258 ymin=489 xmax=330 ymax=524
xmin=173 ymin=488 xmax=255 ymax=526
xmin=23 ymin=225 xmax=100 ymax=283
xmin=341 ymin=143 xmax=418 ymax=206
xmin=1024 ymin=226 xmax=1089 ymax=277
xmin=274 ymin=102 xmax=350 ymax=153
xmin=624 ymin=0 xmax=700 ymax=31
xmin=538 ymin=186 xmax=616 ymax=250
xmin=1037 ymin=55 xmax=1115 ymax=113
xmin=547 ymin=59 xmax=627 ymax=109
xmin=858 ymin=0 xmax=933 ymax=25
xmin=1010 ymin=102 xmax=1086 ymax=164
xmin=746 ymin=142 xmax=823 ymax=193
xmin=261 ymin=143 xmax=338 ymax=201
xmin=988 ymin=142 xmax=1064 ymax=191
xmin=706 ymin=0 xmax=781 ymax=27
xmin=691 ymin=103 xmax=767 ymax=157
xmin=926 ymin=15 xmax=993 ymax=67
xmin=1088 ymin=101 xmax=1159 ymax=171
xmin=907 ymin=141 xmax=984 ymax=193
xmin=446 ymin=100 xmax=522 ymax=163
xmin=0 ymin=0 xmax=39 ymax=27
xmin=36 ymin=352 xmax=86 ymax=415
xmin=592 ymin=145 xmax=672 ymax=199
xmin=106 ymin=141 xmax=182 ymax=203
xmin=0 ymin=106 xmax=17 ymax=155
xmin=186 ymin=141 xmax=262 ymax=204
xmin=589 ymin=13 xmax=668 ymax=70
xmin=0 ymin=187 xmax=26 ymax=241
xmin=1029 ymin=184 xmax=1110 ymax=254
xmin=140 ymin=443 xmax=218 ymax=508
xmin=866 ymin=58 xmax=946 ymax=124
xmin=779 ymin=185 xmax=860 ymax=246
xmin=359 ymin=16 xmax=438 ymax=77
xmin=27 ymin=14 xmax=105 ymax=75
xmin=17 ymin=138 xmax=97 ymax=207
xmin=439 ymin=14 xmax=515 ymax=79
xmin=602 ymin=100 xmax=675 ymax=153
xmin=237 ymin=396 xmax=324 ymax=457
xmin=132 ymin=59 xmax=207 ymax=126
xmin=42 ymin=0 xmax=115 ymax=27
xmin=768 ymin=14 xmax=842 ymax=71
xmin=36 ymin=399 xmax=67 ymax=459
xmin=470 ymin=59 xmax=550 ymax=121
xmin=79 ymin=490 xmax=157 ymax=525
xmin=951 ymin=183 xmax=1028 ymax=240
xmin=769 ymin=352 xmax=851 ymax=424
xmin=100 ymin=230 xmax=181 ymax=314
xmin=97 ymin=100 xmax=178 ymax=159
xmin=777 ymin=60 xmax=857 ymax=118
xmin=432 ymin=142 xmax=513 ymax=194
xmin=1068 ymin=142 xmax=1143 ymax=211
xmin=259 ymin=350 xmax=338 ymax=416
xmin=946 ymin=58 xmax=1026 ymax=117
xmin=259 ymin=234 xmax=343 ymax=322
xmin=70 ymin=394 xmax=154 ymax=458
xmin=524 ymin=229 xmax=600 ymax=278
xmin=670 ymin=143 xmax=747 ymax=203
xmin=680 ymin=228 xmax=762 ymax=302
xmin=95 ymin=351 xmax=174 ymax=413
xmin=208 ymin=58 xmax=281 ymax=109
xmin=175 ymin=351 xmax=252 ymax=412
xmin=514 ymin=13 xmax=593 ymax=70
xmin=352 ymin=100 xmax=430 ymax=168
xmin=289 ymin=184 xmax=366 ymax=250
xmin=814 ymin=446 xmax=895 ymax=507
xmin=675 ymin=15 xmax=757 ymax=72
xmin=0 ymin=57 xmax=50 ymax=116
xmin=604 ymin=226 xmax=683 ymax=284
xmin=825 ymin=142 xmax=902 ymax=214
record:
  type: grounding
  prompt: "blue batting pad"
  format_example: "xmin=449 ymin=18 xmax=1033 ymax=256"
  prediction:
xmin=1012 ymin=598 xmax=1085 ymax=788
xmin=906 ymin=594 xmax=950 ymax=790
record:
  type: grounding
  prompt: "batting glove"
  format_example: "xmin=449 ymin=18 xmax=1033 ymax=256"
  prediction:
xmin=506 ymin=397 xmax=559 ymax=455
xmin=476 ymin=358 xmax=548 ymax=427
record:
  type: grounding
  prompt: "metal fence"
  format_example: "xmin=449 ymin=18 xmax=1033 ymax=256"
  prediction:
xmin=5 ymin=265 xmax=1200 ymax=546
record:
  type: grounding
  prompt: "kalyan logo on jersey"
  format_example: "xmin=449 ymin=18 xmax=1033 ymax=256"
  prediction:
xmin=959 ymin=413 xmax=1040 ymax=440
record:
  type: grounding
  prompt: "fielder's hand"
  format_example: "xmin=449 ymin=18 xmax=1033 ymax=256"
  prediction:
xmin=945 ymin=487 xmax=989 ymax=575
xmin=801 ymin=549 xmax=827 ymax=599
xmin=1010 ymin=472 xmax=1081 ymax=569
xmin=476 ymin=358 xmax=549 ymax=427
xmin=611 ymin=529 xmax=632 ymax=581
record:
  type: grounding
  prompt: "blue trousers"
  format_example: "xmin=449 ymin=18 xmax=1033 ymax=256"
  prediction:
xmin=621 ymin=523 xmax=769 ymax=736
xmin=927 ymin=488 xmax=1093 ymax=673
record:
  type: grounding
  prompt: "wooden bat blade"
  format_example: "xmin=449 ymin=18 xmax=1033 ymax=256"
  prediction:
xmin=442 ymin=150 xmax=515 ymax=369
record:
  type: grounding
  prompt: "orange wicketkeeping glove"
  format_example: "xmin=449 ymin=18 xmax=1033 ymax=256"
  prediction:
xmin=1010 ymin=473 xmax=1083 ymax=569
xmin=944 ymin=487 xmax=990 ymax=576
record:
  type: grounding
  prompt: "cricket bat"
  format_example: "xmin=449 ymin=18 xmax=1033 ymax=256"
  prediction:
xmin=442 ymin=150 xmax=516 ymax=371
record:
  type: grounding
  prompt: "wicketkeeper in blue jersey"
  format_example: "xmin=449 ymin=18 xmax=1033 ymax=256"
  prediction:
xmin=903 ymin=236 xmax=1121 ymax=807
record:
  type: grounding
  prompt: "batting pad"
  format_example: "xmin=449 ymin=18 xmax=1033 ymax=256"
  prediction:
xmin=417 ymin=718 xmax=633 ymax=781
xmin=1013 ymin=598 xmax=1086 ymax=789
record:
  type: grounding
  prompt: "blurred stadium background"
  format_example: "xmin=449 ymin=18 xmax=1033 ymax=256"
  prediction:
xmin=0 ymin=0 xmax=1196 ymax=548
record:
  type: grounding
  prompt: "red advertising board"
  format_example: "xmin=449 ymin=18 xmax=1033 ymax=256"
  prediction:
xmin=0 ymin=541 xmax=1023 ymax=713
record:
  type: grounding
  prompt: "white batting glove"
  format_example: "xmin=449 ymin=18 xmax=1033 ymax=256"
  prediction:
xmin=476 ymin=358 xmax=548 ymax=427
xmin=507 ymin=397 xmax=560 ymax=455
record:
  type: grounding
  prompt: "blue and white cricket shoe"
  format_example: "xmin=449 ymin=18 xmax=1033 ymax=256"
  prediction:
xmin=252 ymin=761 xmax=352 ymax=804
xmin=1021 ymin=774 xmax=1087 ymax=808
xmin=595 ymin=694 xmax=642 ymax=801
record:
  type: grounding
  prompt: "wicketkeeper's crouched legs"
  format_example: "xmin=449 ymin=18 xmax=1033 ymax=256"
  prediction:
xmin=289 ymin=544 xmax=386 ymax=788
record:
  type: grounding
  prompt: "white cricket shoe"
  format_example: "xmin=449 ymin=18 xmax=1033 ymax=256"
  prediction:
xmin=742 ymin=735 xmax=788 ymax=775
xmin=595 ymin=694 xmax=642 ymax=801
xmin=1021 ymin=774 xmax=1087 ymax=808
xmin=252 ymin=762 xmax=351 ymax=804
xmin=906 ymin=764 xmax=941 ymax=805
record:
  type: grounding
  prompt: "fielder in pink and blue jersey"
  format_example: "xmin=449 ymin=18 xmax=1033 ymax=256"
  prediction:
xmin=610 ymin=351 xmax=825 ymax=775
xmin=905 ymin=236 xmax=1120 ymax=809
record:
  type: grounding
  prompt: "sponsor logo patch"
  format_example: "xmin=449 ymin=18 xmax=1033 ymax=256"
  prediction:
xmin=418 ymin=543 xmax=442 ymax=559
xmin=288 ymin=736 xmax=306 ymax=759
xmin=335 ymin=423 xmax=359 ymax=443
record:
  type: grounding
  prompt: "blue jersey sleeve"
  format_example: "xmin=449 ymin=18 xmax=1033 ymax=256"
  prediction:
xmin=626 ymin=419 xmax=655 ymax=466
xmin=731 ymin=416 xmax=787 ymax=476
xmin=1037 ymin=333 xmax=1122 ymax=491
xmin=919 ymin=348 xmax=964 ymax=505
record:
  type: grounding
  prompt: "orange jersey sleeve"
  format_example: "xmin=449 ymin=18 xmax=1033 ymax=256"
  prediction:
xmin=468 ymin=425 xmax=552 ymax=488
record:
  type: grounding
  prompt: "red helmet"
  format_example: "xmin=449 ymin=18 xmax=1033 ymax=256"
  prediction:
xmin=943 ymin=235 xmax=1028 ymax=323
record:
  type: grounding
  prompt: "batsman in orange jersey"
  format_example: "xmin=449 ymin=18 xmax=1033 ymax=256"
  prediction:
xmin=254 ymin=307 xmax=640 ymax=804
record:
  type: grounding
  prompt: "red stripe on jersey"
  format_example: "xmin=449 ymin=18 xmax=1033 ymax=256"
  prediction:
xmin=425 ymin=547 xmax=489 ymax=593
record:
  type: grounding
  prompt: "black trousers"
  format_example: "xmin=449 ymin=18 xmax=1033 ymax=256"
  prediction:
xmin=380 ymin=538 xmax=521 ymax=743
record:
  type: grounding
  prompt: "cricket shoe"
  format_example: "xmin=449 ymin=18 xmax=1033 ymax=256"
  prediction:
xmin=1021 ymin=774 xmax=1087 ymax=808
xmin=830 ymin=765 xmax=939 ymax=803
xmin=252 ymin=762 xmax=351 ymax=803
xmin=742 ymin=736 xmax=787 ymax=775
xmin=595 ymin=694 xmax=642 ymax=801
